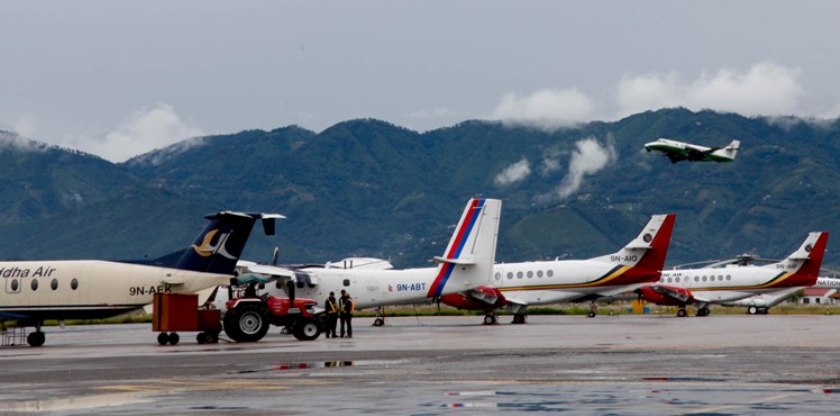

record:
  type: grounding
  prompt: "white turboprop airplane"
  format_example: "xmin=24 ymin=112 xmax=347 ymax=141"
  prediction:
xmin=636 ymin=231 xmax=829 ymax=317
xmin=0 ymin=211 xmax=281 ymax=346
xmin=221 ymin=198 xmax=502 ymax=322
xmin=438 ymin=214 xmax=676 ymax=324
xmin=644 ymin=138 xmax=740 ymax=163
xmin=723 ymin=276 xmax=840 ymax=315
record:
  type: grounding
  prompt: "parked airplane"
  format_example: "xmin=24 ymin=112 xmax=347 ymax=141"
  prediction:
xmin=644 ymin=138 xmax=740 ymax=163
xmin=636 ymin=231 xmax=828 ymax=317
xmin=440 ymin=213 xmax=676 ymax=324
xmin=222 ymin=198 xmax=502 ymax=323
xmin=0 ymin=211 xmax=281 ymax=346
xmin=723 ymin=276 xmax=840 ymax=314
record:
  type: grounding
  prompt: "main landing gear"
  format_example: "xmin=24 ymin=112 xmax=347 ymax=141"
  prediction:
xmin=511 ymin=314 xmax=527 ymax=324
xmin=587 ymin=302 xmax=598 ymax=318
xmin=747 ymin=306 xmax=769 ymax=315
xmin=27 ymin=325 xmax=45 ymax=347
xmin=696 ymin=307 xmax=710 ymax=317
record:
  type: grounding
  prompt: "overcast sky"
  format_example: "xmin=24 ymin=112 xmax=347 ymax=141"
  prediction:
xmin=1 ymin=1 xmax=839 ymax=162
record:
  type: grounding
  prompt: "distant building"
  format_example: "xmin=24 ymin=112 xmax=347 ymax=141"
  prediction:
xmin=799 ymin=288 xmax=840 ymax=305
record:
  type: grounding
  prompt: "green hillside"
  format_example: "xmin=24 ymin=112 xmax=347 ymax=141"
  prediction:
xmin=1 ymin=109 xmax=839 ymax=268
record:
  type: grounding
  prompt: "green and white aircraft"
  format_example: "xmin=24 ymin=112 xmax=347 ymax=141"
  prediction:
xmin=644 ymin=138 xmax=740 ymax=163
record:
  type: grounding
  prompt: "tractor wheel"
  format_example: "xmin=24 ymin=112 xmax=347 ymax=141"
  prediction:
xmin=292 ymin=319 xmax=321 ymax=341
xmin=168 ymin=332 xmax=180 ymax=346
xmin=157 ymin=332 xmax=169 ymax=346
xmin=224 ymin=302 xmax=270 ymax=342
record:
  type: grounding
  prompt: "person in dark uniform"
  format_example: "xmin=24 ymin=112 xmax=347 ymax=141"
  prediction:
xmin=324 ymin=291 xmax=339 ymax=338
xmin=339 ymin=289 xmax=354 ymax=338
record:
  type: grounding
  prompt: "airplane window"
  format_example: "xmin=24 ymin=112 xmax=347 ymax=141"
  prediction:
xmin=494 ymin=272 xmax=501 ymax=281
xmin=31 ymin=279 xmax=38 ymax=291
xmin=71 ymin=278 xmax=79 ymax=290
xmin=694 ymin=276 xmax=699 ymax=282
xmin=296 ymin=281 xmax=305 ymax=289
xmin=726 ymin=275 xmax=732 ymax=281
xmin=507 ymin=272 xmax=513 ymax=279
xmin=10 ymin=279 xmax=18 ymax=291
xmin=527 ymin=271 xmax=533 ymax=278
xmin=537 ymin=270 xmax=543 ymax=278
xmin=718 ymin=275 xmax=723 ymax=281
xmin=667 ymin=277 xmax=672 ymax=283
xmin=51 ymin=278 xmax=58 ymax=290
xmin=702 ymin=276 xmax=707 ymax=282
xmin=517 ymin=272 xmax=523 ymax=279
xmin=675 ymin=277 xmax=680 ymax=283
xmin=343 ymin=279 xmax=350 ymax=287
xmin=547 ymin=270 xmax=554 ymax=277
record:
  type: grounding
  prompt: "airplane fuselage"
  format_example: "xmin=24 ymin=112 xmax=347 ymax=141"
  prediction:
xmin=0 ymin=260 xmax=232 ymax=322
xmin=491 ymin=258 xmax=656 ymax=305
xmin=656 ymin=264 xmax=811 ymax=304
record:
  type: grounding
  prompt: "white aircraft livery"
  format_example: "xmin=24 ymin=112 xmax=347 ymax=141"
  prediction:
xmin=0 ymin=211 xmax=281 ymax=346
xmin=225 ymin=198 xmax=501 ymax=320
xmin=637 ymin=231 xmax=828 ymax=317
xmin=644 ymin=138 xmax=740 ymax=163
xmin=440 ymin=214 xmax=676 ymax=324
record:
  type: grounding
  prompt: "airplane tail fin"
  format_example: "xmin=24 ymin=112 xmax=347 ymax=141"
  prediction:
xmin=426 ymin=198 xmax=502 ymax=298
xmin=171 ymin=211 xmax=285 ymax=275
xmin=596 ymin=214 xmax=676 ymax=283
xmin=764 ymin=231 xmax=829 ymax=287
xmin=713 ymin=139 xmax=740 ymax=160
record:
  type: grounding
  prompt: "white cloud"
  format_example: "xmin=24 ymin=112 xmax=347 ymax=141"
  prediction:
xmin=617 ymin=62 xmax=803 ymax=117
xmin=0 ymin=130 xmax=50 ymax=152
xmin=494 ymin=158 xmax=531 ymax=186
xmin=490 ymin=88 xmax=594 ymax=131
xmin=541 ymin=137 xmax=616 ymax=202
xmin=57 ymin=103 xmax=205 ymax=162
xmin=13 ymin=113 xmax=37 ymax=138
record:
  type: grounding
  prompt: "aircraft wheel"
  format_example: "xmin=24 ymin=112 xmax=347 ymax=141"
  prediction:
xmin=168 ymin=332 xmax=180 ymax=346
xmin=759 ymin=308 xmax=769 ymax=315
xmin=676 ymin=309 xmax=687 ymax=317
xmin=587 ymin=311 xmax=596 ymax=318
xmin=157 ymin=332 xmax=169 ymax=346
xmin=697 ymin=307 xmax=710 ymax=317
xmin=27 ymin=331 xmax=45 ymax=347
xmin=292 ymin=319 xmax=321 ymax=341
xmin=197 ymin=332 xmax=208 ymax=344
xmin=747 ymin=306 xmax=758 ymax=315
xmin=224 ymin=302 xmax=270 ymax=342
xmin=483 ymin=315 xmax=497 ymax=325
xmin=373 ymin=318 xmax=385 ymax=327
xmin=512 ymin=314 xmax=527 ymax=324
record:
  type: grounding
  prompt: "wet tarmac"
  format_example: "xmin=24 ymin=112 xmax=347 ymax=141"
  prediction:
xmin=2 ymin=314 xmax=840 ymax=415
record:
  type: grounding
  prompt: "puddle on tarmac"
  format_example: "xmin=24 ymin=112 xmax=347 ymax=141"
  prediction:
xmin=0 ymin=392 xmax=153 ymax=412
xmin=236 ymin=359 xmax=409 ymax=374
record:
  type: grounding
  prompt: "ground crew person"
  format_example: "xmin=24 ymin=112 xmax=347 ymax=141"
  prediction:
xmin=324 ymin=292 xmax=339 ymax=338
xmin=339 ymin=289 xmax=354 ymax=338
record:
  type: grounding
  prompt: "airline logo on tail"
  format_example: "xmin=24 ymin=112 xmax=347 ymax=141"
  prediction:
xmin=192 ymin=229 xmax=236 ymax=260
xmin=427 ymin=198 xmax=486 ymax=298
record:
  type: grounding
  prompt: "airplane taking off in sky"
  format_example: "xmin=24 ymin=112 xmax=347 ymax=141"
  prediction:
xmin=223 ymin=198 xmax=501 ymax=322
xmin=636 ymin=231 xmax=828 ymax=317
xmin=439 ymin=214 xmax=676 ymax=324
xmin=0 ymin=211 xmax=281 ymax=346
xmin=644 ymin=138 xmax=740 ymax=163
